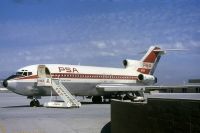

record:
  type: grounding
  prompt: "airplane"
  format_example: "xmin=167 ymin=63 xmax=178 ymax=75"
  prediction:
xmin=3 ymin=46 xmax=166 ymax=107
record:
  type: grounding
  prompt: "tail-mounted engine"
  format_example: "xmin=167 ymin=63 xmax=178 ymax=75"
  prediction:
xmin=138 ymin=74 xmax=157 ymax=84
xmin=123 ymin=59 xmax=140 ymax=68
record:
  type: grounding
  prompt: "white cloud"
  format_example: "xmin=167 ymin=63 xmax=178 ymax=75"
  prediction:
xmin=99 ymin=51 xmax=116 ymax=57
xmin=92 ymin=41 xmax=107 ymax=49
xmin=18 ymin=51 xmax=31 ymax=56
xmin=190 ymin=41 xmax=200 ymax=47
xmin=24 ymin=55 xmax=53 ymax=62
xmin=25 ymin=56 xmax=40 ymax=61
xmin=174 ymin=42 xmax=186 ymax=49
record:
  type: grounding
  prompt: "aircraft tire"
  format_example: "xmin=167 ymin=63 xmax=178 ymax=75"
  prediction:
xmin=123 ymin=95 xmax=131 ymax=100
xmin=30 ymin=99 xmax=40 ymax=107
xmin=92 ymin=96 xmax=102 ymax=104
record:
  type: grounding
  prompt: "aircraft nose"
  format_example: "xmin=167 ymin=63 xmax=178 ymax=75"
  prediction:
xmin=3 ymin=75 xmax=18 ymax=88
xmin=3 ymin=79 xmax=8 ymax=88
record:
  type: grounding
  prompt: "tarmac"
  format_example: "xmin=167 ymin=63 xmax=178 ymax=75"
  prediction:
xmin=1 ymin=92 xmax=200 ymax=133
xmin=0 ymin=93 xmax=110 ymax=133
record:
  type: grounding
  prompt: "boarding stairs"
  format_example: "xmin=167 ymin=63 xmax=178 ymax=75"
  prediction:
xmin=37 ymin=78 xmax=81 ymax=108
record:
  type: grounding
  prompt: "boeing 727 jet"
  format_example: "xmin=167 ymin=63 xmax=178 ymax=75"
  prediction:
xmin=3 ymin=46 xmax=165 ymax=107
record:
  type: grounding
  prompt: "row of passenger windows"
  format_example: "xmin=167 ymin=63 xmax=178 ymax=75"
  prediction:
xmin=53 ymin=74 xmax=135 ymax=79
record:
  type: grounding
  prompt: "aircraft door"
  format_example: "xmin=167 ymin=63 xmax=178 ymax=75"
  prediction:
xmin=37 ymin=65 xmax=52 ymax=86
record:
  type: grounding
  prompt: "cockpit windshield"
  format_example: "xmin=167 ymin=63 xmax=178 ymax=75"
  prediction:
xmin=16 ymin=70 xmax=32 ymax=76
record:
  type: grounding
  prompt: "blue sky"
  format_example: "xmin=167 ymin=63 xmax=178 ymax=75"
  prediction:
xmin=0 ymin=0 xmax=199 ymax=84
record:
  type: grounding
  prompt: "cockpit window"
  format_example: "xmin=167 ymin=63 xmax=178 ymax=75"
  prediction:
xmin=23 ymin=72 xmax=27 ymax=76
xmin=28 ymin=72 xmax=32 ymax=76
xmin=16 ymin=72 xmax=23 ymax=75
xmin=16 ymin=71 xmax=32 ymax=76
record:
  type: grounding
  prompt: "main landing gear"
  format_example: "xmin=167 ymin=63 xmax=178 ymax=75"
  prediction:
xmin=91 ymin=92 xmax=146 ymax=104
xmin=92 ymin=96 xmax=102 ymax=104
xmin=124 ymin=91 xmax=146 ymax=102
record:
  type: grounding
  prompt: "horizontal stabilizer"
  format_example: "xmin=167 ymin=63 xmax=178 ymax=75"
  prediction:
xmin=164 ymin=48 xmax=189 ymax=52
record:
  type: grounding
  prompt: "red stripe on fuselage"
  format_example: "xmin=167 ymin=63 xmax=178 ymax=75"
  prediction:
xmin=52 ymin=73 xmax=138 ymax=80
xmin=15 ymin=75 xmax=38 ymax=80
xmin=14 ymin=73 xmax=138 ymax=80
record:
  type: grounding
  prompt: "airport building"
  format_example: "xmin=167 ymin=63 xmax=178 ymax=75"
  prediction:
xmin=180 ymin=79 xmax=199 ymax=93
xmin=146 ymin=79 xmax=200 ymax=93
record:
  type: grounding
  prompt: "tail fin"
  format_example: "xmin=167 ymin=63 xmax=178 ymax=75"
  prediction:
xmin=137 ymin=46 xmax=165 ymax=75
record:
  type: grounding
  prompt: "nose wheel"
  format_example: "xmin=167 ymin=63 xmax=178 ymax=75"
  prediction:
xmin=30 ymin=99 xmax=40 ymax=107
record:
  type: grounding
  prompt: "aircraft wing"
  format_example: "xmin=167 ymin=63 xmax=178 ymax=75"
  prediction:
xmin=96 ymin=84 xmax=145 ymax=92
xmin=96 ymin=84 xmax=198 ymax=93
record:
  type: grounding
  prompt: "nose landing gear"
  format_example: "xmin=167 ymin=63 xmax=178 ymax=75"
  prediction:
xmin=30 ymin=99 xmax=40 ymax=107
xmin=28 ymin=96 xmax=41 ymax=107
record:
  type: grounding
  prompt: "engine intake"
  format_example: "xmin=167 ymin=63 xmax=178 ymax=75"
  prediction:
xmin=138 ymin=74 xmax=157 ymax=84
xmin=123 ymin=60 xmax=128 ymax=68
xmin=123 ymin=59 xmax=140 ymax=68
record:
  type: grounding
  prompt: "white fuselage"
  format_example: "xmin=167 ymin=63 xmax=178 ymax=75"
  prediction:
xmin=6 ymin=64 xmax=142 ymax=97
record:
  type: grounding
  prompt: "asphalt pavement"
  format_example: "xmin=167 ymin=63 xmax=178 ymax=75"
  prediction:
xmin=0 ymin=93 xmax=110 ymax=133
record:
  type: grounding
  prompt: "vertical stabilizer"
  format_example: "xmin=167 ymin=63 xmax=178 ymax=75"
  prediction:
xmin=137 ymin=46 xmax=165 ymax=75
